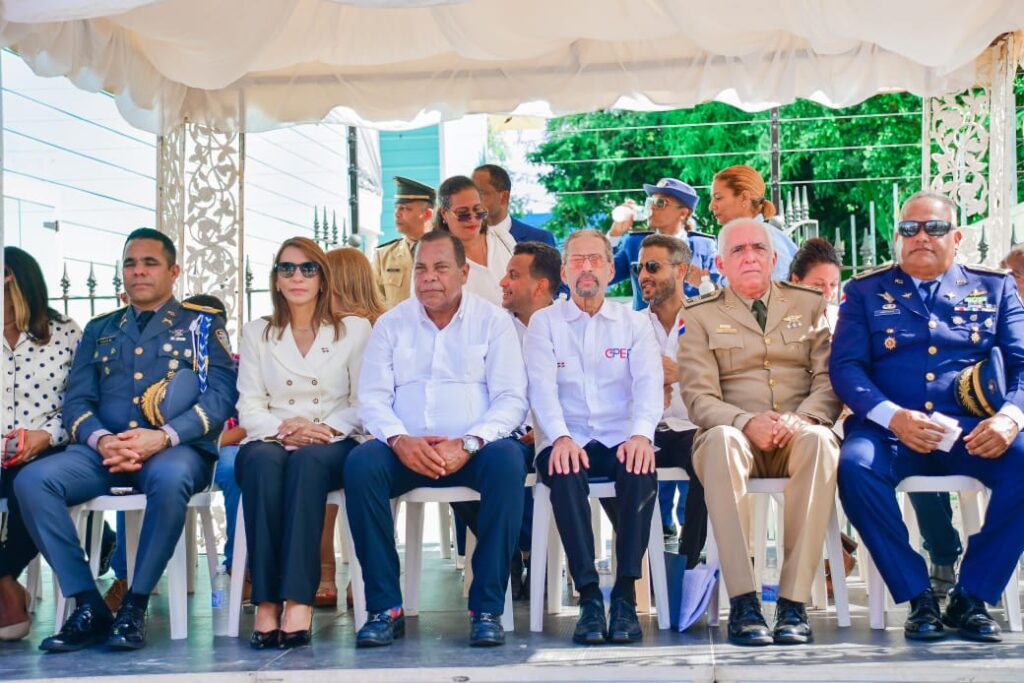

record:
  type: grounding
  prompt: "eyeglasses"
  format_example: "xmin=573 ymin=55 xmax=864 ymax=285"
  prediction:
xmin=567 ymin=254 xmax=607 ymax=268
xmin=630 ymin=260 xmax=677 ymax=276
xmin=450 ymin=207 xmax=489 ymax=223
xmin=646 ymin=197 xmax=680 ymax=211
xmin=897 ymin=220 xmax=954 ymax=238
xmin=275 ymin=261 xmax=321 ymax=278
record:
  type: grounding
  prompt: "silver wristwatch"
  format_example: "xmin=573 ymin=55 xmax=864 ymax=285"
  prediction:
xmin=461 ymin=435 xmax=483 ymax=455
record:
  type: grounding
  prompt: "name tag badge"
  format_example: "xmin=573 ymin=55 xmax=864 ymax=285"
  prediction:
xmin=716 ymin=324 xmax=737 ymax=334
xmin=874 ymin=308 xmax=901 ymax=317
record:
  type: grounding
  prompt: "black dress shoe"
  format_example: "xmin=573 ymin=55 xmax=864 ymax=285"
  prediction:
xmin=573 ymin=597 xmax=607 ymax=645
xmin=773 ymin=597 xmax=812 ymax=644
xmin=608 ymin=597 xmax=643 ymax=643
xmin=727 ymin=592 xmax=772 ymax=646
xmin=905 ymin=588 xmax=945 ymax=641
xmin=929 ymin=563 xmax=957 ymax=599
xmin=356 ymin=610 xmax=405 ymax=648
xmin=280 ymin=628 xmax=312 ymax=649
xmin=250 ymin=629 xmax=280 ymax=649
xmin=469 ymin=613 xmax=505 ymax=646
xmin=39 ymin=603 xmax=113 ymax=652
xmin=106 ymin=602 xmax=147 ymax=650
xmin=943 ymin=586 xmax=1002 ymax=642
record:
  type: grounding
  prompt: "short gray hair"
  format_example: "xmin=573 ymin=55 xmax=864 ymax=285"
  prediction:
xmin=900 ymin=191 xmax=956 ymax=223
xmin=564 ymin=228 xmax=613 ymax=264
xmin=717 ymin=218 xmax=775 ymax=259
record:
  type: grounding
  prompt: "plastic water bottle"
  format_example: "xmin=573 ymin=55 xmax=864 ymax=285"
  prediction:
xmin=212 ymin=565 xmax=229 ymax=636
xmin=698 ymin=275 xmax=715 ymax=296
xmin=761 ymin=553 xmax=780 ymax=623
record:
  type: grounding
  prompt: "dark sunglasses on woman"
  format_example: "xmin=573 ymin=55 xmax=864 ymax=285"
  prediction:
xmin=275 ymin=261 xmax=321 ymax=278
xmin=897 ymin=220 xmax=953 ymax=238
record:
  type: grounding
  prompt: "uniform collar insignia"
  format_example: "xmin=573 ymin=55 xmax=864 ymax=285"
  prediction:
xmin=955 ymin=279 xmax=968 ymax=286
xmin=878 ymin=292 xmax=896 ymax=304
xmin=901 ymin=292 xmax=913 ymax=298
xmin=968 ymin=288 xmax=987 ymax=297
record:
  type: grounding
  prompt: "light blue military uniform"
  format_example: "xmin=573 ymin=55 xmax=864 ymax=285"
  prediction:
xmin=17 ymin=299 xmax=238 ymax=599
xmin=832 ymin=262 xmax=1024 ymax=605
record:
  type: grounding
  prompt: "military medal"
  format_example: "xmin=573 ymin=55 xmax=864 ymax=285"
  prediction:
xmin=878 ymin=291 xmax=897 ymax=310
xmin=952 ymin=316 xmax=965 ymax=325
xmin=970 ymin=325 xmax=980 ymax=344
xmin=783 ymin=314 xmax=803 ymax=329
xmin=884 ymin=327 xmax=896 ymax=350
xmin=984 ymin=318 xmax=993 ymax=328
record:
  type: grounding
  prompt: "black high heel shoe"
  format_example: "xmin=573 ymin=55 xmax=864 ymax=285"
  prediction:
xmin=279 ymin=628 xmax=312 ymax=649
xmin=250 ymin=629 xmax=281 ymax=649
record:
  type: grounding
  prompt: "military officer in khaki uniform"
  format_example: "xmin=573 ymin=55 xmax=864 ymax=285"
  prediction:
xmin=677 ymin=218 xmax=841 ymax=647
xmin=372 ymin=176 xmax=435 ymax=309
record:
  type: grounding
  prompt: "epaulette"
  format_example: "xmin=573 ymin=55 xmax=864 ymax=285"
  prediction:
xmin=852 ymin=263 xmax=895 ymax=280
xmin=963 ymin=263 xmax=1011 ymax=276
xmin=182 ymin=301 xmax=221 ymax=315
xmin=778 ymin=280 xmax=824 ymax=296
xmin=689 ymin=230 xmax=716 ymax=241
xmin=376 ymin=237 xmax=401 ymax=249
xmin=90 ymin=306 xmax=127 ymax=322
xmin=683 ymin=288 xmax=723 ymax=308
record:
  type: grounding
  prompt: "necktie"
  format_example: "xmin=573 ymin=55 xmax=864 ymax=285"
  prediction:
xmin=918 ymin=281 xmax=937 ymax=312
xmin=751 ymin=299 xmax=768 ymax=331
xmin=136 ymin=310 xmax=154 ymax=331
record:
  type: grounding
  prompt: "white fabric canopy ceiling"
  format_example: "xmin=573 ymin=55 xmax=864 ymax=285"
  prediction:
xmin=2 ymin=0 xmax=1023 ymax=133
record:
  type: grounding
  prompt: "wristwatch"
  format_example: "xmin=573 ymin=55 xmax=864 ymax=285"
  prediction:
xmin=461 ymin=435 xmax=483 ymax=456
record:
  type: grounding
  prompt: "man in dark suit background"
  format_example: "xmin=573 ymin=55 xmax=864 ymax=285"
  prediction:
xmin=474 ymin=164 xmax=557 ymax=247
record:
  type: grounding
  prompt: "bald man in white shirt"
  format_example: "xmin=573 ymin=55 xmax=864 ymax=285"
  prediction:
xmin=346 ymin=231 xmax=528 ymax=649
xmin=525 ymin=229 xmax=663 ymax=645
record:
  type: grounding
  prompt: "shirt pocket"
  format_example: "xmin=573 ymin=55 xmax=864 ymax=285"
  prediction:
xmin=392 ymin=347 xmax=417 ymax=386
xmin=461 ymin=344 xmax=488 ymax=384
xmin=709 ymin=333 xmax=743 ymax=371
xmin=91 ymin=340 xmax=121 ymax=378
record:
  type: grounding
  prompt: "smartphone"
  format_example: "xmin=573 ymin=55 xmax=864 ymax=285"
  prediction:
xmin=109 ymin=486 xmax=137 ymax=496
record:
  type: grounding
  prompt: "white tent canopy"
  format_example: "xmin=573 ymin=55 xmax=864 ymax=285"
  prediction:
xmin=3 ymin=0 xmax=1024 ymax=133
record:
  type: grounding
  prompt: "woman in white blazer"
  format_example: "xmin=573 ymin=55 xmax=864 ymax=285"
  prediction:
xmin=235 ymin=237 xmax=371 ymax=650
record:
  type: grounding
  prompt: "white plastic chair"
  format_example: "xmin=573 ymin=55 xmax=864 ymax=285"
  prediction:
xmin=861 ymin=475 xmax=1022 ymax=631
xmin=56 ymin=488 xmax=220 ymax=640
xmin=528 ymin=474 xmax=673 ymax=633
xmin=704 ymin=478 xmax=850 ymax=628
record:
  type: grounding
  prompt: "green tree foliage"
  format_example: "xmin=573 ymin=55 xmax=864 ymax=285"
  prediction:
xmin=530 ymin=94 xmax=925 ymax=266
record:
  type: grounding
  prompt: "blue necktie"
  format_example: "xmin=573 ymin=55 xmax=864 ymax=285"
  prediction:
xmin=919 ymin=281 xmax=937 ymax=312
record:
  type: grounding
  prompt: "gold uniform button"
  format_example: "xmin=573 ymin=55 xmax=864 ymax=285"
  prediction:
xmin=135 ymin=347 xmax=143 ymax=355
xmin=764 ymin=337 xmax=772 ymax=345
xmin=128 ymin=420 xmax=138 ymax=428
xmin=773 ymin=403 xmax=780 ymax=410
xmin=132 ymin=396 xmax=140 ymax=405
xmin=769 ymin=379 xmax=776 ymax=387
xmin=924 ymin=401 xmax=934 ymax=410
xmin=763 ymin=360 xmax=771 ymax=369
xmin=928 ymin=346 xmax=938 ymax=355
xmin=134 ymin=372 xmax=143 ymax=380
xmin=926 ymin=372 xmax=936 ymax=381
xmin=928 ymin=321 xmax=937 ymax=329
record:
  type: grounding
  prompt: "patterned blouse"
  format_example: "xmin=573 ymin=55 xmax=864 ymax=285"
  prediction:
xmin=2 ymin=317 xmax=82 ymax=446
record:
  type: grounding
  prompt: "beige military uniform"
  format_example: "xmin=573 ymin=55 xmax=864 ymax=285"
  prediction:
xmin=677 ymin=280 xmax=842 ymax=603
xmin=372 ymin=236 xmax=416 ymax=310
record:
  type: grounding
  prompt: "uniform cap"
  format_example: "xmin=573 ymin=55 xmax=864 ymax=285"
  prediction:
xmin=643 ymin=178 xmax=699 ymax=211
xmin=394 ymin=176 xmax=436 ymax=204
xmin=954 ymin=347 xmax=1006 ymax=417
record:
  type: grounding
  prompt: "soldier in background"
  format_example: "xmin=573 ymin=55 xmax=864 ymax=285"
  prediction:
xmin=372 ymin=176 xmax=436 ymax=309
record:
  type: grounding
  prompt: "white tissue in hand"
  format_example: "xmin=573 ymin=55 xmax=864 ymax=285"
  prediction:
xmin=930 ymin=412 xmax=962 ymax=452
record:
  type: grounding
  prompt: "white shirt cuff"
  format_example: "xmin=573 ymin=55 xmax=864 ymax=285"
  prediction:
xmin=997 ymin=403 xmax=1024 ymax=431
xmin=867 ymin=401 xmax=901 ymax=430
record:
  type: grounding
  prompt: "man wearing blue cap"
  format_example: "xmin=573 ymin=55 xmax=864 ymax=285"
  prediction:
xmin=833 ymin=191 xmax=1024 ymax=644
xmin=608 ymin=178 xmax=718 ymax=309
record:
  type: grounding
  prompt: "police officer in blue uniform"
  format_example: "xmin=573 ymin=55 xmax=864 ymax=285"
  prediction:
xmin=16 ymin=228 xmax=237 ymax=652
xmin=608 ymin=178 xmax=719 ymax=309
xmin=832 ymin=191 xmax=1024 ymax=643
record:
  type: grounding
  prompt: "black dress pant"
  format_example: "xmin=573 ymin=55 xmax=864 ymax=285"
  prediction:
xmin=654 ymin=428 xmax=707 ymax=569
xmin=235 ymin=439 xmax=356 ymax=605
xmin=537 ymin=441 xmax=657 ymax=590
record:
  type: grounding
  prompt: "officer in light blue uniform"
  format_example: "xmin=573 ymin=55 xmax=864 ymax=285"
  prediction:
xmin=16 ymin=228 xmax=237 ymax=652
xmin=832 ymin=191 xmax=1024 ymax=644
xmin=609 ymin=178 xmax=719 ymax=309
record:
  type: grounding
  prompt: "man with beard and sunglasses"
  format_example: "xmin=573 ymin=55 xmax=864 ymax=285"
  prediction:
xmin=525 ymin=229 xmax=662 ymax=644
xmin=634 ymin=234 xmax=708 ymax=565
xmin=833 ymin=191 xmax=1024 ymax=644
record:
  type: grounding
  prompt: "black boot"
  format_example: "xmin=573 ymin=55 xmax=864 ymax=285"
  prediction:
xmin=904 ymin=587 xmax=945 ymax=641
xmin=727 ymin=592 xmax=772 ymax=646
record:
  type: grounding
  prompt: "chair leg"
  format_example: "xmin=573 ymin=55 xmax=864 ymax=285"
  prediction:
xmin=636 ymin=553 xmax=652 ymax=614
xmin=334 ymin=499 xmax=352 ymax=613
xmin=502 ymin=578 xmax=515 ymax=632
xmin=227 ymin=501 xmax=247 ymax=638
xmin=198 ymin=506 xmax=219 ymax=588
xmin=167 ymin=526 xmax=188 ymax=639
xmin=463 ymin=530 xmax=476 ymax=599
xmin=646 ymin=509 xmax=671 ymax=630
xmin=705 ymin=518 xmax=721 ymax=627
xmin=125 ymin=511 xmax=142 ymax=588
xmin=403 ymin=501 xmax=425 ymax=617
xmin=87 ymin=511 xmax=104 ymax=579
xmin=752 ymin=494 xmax=769 ymax=586
xmin=863 ymin=544 xmax=887 ymax=630
xmin=590 ymin=498 xmax=603 ymax=560
xmin=438 ymin=502 xmax=452 ymax=560
xmin=26 ymin=556 xmax=42 ymax=613
xmin=185 ymin=508 xmax=197 ymax=595
xmin=341 ymin=492 xmax=368 ymax=632
xmin=825 ymin=504 xmax=851 ymax=627
xmin=529 ymin=484 xmax=551 ymax=632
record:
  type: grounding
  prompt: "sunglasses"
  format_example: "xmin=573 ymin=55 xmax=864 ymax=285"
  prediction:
xmin=897 ymin=220 xmax=953 ymax=238
xmin=646 ymin=196 xmax=680 ymax=211
xmin=275 ymin=261 xmax=321 ymax=278
xmin=450 ymin=207 xmax=489 ymax=223
xmin=630 ymin=260 xmax=676 ymax=276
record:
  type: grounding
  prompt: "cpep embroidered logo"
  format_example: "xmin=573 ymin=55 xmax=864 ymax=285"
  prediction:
xmin=604 ymin=347 xmax=631 ymax=359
